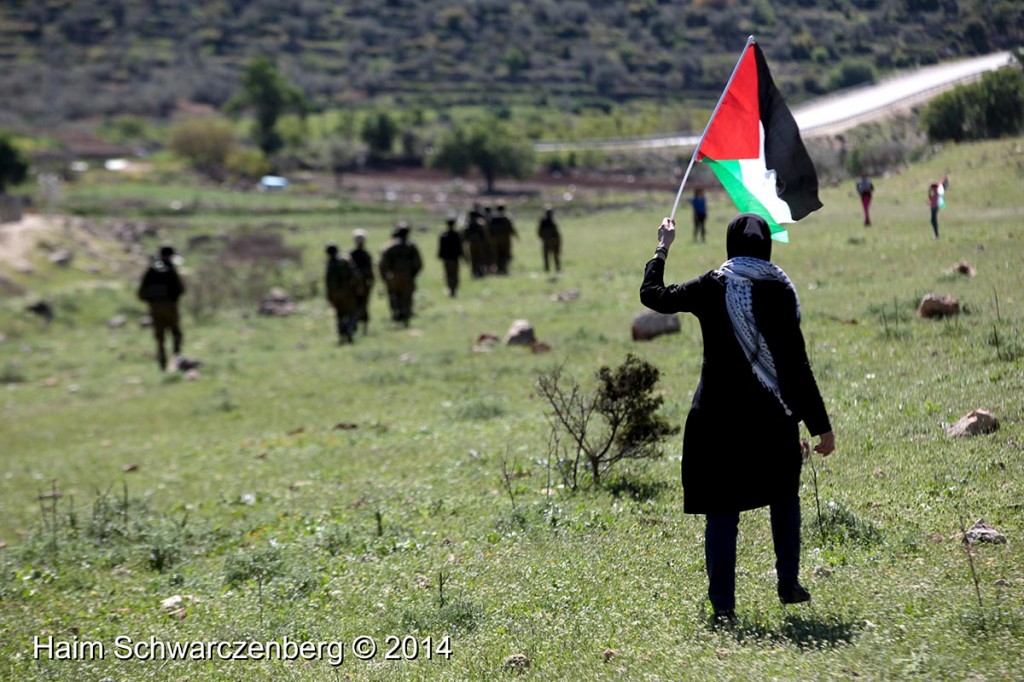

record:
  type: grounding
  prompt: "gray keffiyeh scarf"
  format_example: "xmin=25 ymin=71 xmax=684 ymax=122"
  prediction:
xmin=716 ymin=256 xmax=801 ymax=416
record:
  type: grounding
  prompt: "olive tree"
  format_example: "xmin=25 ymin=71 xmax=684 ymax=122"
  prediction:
xmin=430 ymin=118 xmax=535 ymax=194
xmin=225 ymin=57 xmax=309 ymax=156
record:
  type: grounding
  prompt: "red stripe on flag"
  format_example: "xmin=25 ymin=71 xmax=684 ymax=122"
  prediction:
xmin=697 ymin=44 xmax=760 ymax=162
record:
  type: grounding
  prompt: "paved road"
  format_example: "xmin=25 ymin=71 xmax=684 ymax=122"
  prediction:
xmin=535 ymin=51 xmax=1015 ymax=153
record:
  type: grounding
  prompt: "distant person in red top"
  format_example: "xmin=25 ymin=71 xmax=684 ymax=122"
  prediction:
xmin=928 ymin=174 xmax=950 ymax=239
xmin=856 ymin=173 xmax=874 ymax=226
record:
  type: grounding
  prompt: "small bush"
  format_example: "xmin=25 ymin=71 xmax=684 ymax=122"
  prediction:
xmin=828 ymin=60 xmax=876 ymax=90
xmin=537 ymin=354 xmax=680 ymax=489
xmin=225 ymin=148 xmax=271 ymax=182
xmin=168 ymin=117 xmax=238 ymax=180
xmin=922 ymin=67 xmax=1024 ymax=142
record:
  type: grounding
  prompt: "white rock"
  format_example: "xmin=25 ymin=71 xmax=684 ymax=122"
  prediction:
xmin=504 ymin=320 xmax=536 ymax=346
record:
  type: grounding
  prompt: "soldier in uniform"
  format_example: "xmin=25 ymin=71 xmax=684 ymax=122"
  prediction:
xmin=348 ymin=229 xmax=375 ymax=335
xmin=137 ymin=245 xmax=186 ymax=371
xmin=324 ymin=243 xmax=359 ymax=343
xmin=482 ymin=205 xmax=496 ymax=273
xmin=488 ymin=203 xmax=518 ymax=275
xmin=379 ymin=223 xmax=423 ymax=326
xmin=463 ymin=203 xmax=489 ymax=278
xmin=537 ymin=206 xmax=561 ymax=273
xmin=437 ymin=215 xmax=464 ymax=297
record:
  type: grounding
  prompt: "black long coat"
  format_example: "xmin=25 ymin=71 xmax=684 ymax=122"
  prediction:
xmin=640 ymin=257 xmax=831 ymax=514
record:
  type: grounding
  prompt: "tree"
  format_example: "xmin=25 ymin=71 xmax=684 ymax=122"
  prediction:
xmin=430 ymin=118 xmax=535 ymax=193
xmin=360 ymin=111 xmax=399 ymax=158
xmin=0 ymin=134 xmax=29 ymax=195
xmin=225 ymin=56 xmax=309 ymax=156
xmin=168 ymin=117 xmax=237 ymax=180
xmin=537 ymin=354 xmax=680 ymax=489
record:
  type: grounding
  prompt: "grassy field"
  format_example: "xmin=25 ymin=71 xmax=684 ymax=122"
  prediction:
xmin=1 ymin=137 xmax=1023 ymax=681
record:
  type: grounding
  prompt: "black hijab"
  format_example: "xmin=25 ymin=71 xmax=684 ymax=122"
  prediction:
xmin=726 ymin=213 xmax=772 ymax=261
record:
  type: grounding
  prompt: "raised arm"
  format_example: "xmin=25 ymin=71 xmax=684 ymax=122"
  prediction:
xmin=639 ymin=218 xmax=704 ymax=314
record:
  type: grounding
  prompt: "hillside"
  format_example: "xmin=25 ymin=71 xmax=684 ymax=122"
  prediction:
xmin=0 ymin=0 xmax=1021 ymax=125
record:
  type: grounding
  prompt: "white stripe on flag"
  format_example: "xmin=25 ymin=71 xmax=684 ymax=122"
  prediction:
xmin=736 ymin=123 xmax=794 ymax=225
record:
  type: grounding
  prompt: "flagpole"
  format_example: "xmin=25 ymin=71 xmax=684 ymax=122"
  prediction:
xmin=669 ymin=35 xmax=757 ymax=222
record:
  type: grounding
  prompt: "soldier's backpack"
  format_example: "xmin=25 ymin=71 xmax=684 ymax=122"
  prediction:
xmin=138 ymin=262 xmax=178 ymax=302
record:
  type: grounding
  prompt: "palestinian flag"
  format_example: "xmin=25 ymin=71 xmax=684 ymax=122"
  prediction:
xmin=697 ymin=40 xmax=822 ymax=242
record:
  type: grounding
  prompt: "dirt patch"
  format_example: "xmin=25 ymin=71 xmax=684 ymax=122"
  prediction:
xmin=0 ymin=214 xmax=59 ymax=272
xmin=0 ymin=213 xmax=142 ymax=279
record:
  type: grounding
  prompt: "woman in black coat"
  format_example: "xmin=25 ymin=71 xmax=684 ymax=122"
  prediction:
xmin=639 ymin=213 xmax=835 ymax=622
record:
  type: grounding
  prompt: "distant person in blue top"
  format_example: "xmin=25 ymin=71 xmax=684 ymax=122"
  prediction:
xmin=690 ymin=188 xmax=708 ymax=243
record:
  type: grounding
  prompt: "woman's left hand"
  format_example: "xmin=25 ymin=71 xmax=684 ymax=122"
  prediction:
xmin=814 ymin=431 xmax=835 ymax=456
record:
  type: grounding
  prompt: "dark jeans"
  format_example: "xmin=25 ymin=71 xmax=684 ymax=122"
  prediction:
xmin=705 ymin=495 xmax=801 ymax=613
xmin=542 ymin=239 xmax=561 ymax=272
xmin=930 ymin=208 xmax=939 ymax=237
xmin=443 ymin=259 xmax=460 ymax=296
xmin=693 ymin=213 xmax=706 ymax=242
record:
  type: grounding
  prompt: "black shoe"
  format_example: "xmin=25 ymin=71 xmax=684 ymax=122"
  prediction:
xmin=778 ymin=581 xmax=811 ymax=604
xmin=711 ymin=610 xmax=736 ymax=629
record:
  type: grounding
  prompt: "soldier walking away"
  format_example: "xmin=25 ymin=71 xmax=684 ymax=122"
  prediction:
xmin=379 ymin=223 xmax=423 ymax=326
xmin=482 ymin=205 xmax=496 ymax=273
xmin=537 ymin=206 xmax=561 ymax=273
xmin=489 ymin=204 xmax=518 ymax=275
xmin=437 ymin=215 xmax=464 ymax=297
xmin=324 ymin=243 xmax=359 ymax=344
xmin=349 ymin=229 xmax=374 ymax=335
xmin=856 ymin=173 xmax=874 ymax=226
xmin=463 ymin=203 xmax=489 ymax=278
xmin=137 ymin=245 xmax=185 ymax=371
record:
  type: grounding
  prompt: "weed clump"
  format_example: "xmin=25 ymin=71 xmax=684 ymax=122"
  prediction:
xmin=9 ymin=482 xmax=206 ymax=576
xmin=808 ymin=500 xmax=883 ymax=546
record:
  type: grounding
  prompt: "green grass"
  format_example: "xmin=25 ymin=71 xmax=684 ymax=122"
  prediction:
xmin=1 ymin=137 xmax=1023 ymax=680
